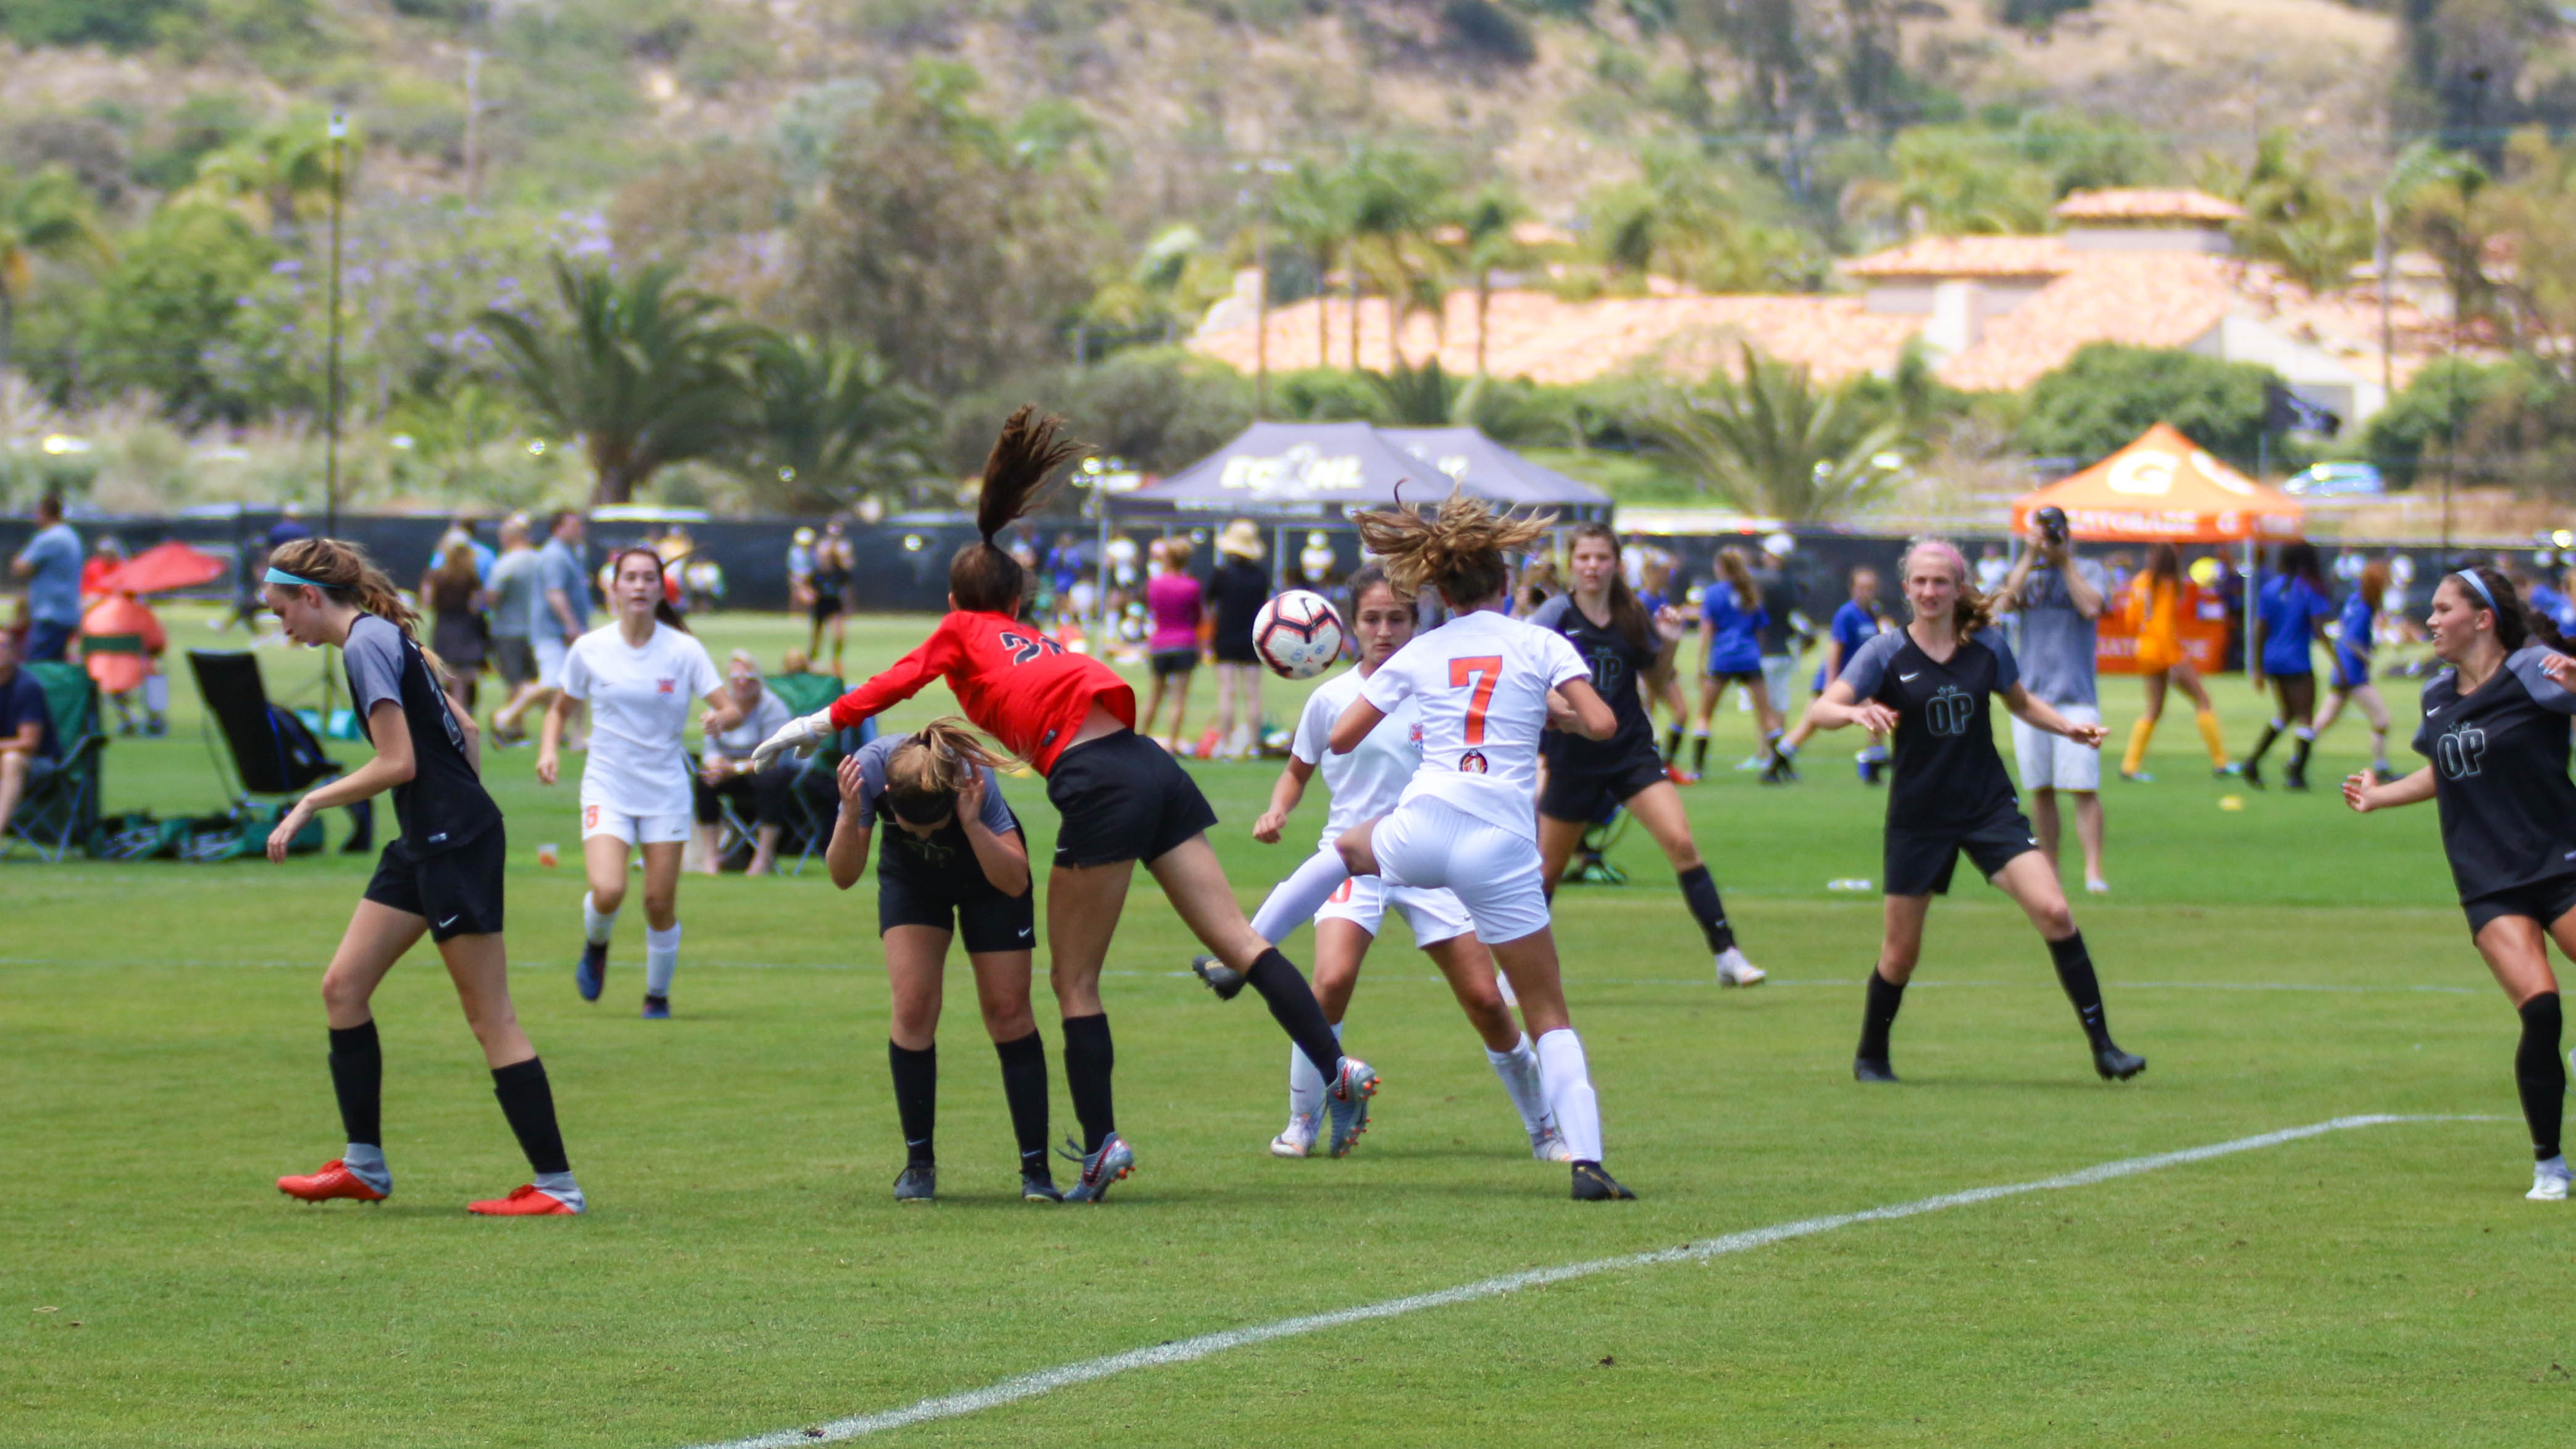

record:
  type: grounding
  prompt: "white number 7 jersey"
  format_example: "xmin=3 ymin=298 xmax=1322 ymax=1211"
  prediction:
xmin=1358 ymin=608 xmax=1587 ymax=840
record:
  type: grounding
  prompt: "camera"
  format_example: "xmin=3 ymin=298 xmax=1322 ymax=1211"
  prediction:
xmin=2034 ymin=505 xmax=2070 ymax=547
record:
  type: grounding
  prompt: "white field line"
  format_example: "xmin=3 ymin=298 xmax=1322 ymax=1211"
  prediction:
xmin=682 ymin=1113 xmax=2476 ymax=1449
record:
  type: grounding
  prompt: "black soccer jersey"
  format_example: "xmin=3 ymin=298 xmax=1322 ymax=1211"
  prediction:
xmin=2412 ymin=646 xmax=2576 ymax=902
xmin=1839 ymin=626 xmax=2022 ymax=830
xmin=343 ymin=612 xmax=503 ymax=857
xmin=1528 ymin=594 xmax=1660 ymax=771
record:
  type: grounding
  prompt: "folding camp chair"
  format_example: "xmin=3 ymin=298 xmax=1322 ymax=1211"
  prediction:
xmin=3 ymin=661 xmax=107 ymax=861
xmin=186 ymin=651 xmax=372 ymax=853
xmin=759 ymin=672 xmax=872 ymax=877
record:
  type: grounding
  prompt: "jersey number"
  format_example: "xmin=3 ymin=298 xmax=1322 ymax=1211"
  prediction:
xmin=1450 ymin=656 xmax=1503 ymax=744
xmin=2435 ymin=726 xmax=2490 ymax=780
xmin=998 ymin=630 xmax=1064 ymax=665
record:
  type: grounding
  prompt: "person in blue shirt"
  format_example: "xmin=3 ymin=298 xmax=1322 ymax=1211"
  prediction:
xmin=2312 ymin=558 xmax=2394 ymax=777
xmin=1769 ymin=565 xmax=1892 ymax=784
xmin=2243 ymin=541 xmax=2339 ymax=790
xmin=1681 ymin=546 xmax=1771 ymax=780
xmin=10 ymin=493 xmax=83 ymax=662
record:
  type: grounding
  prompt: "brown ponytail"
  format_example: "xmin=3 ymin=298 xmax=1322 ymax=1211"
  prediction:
xmin=950 ymin=406 xmax=1089 ymax=614
xmin=882 ymin=716 xmax=1011 ymax=824
xmin=268 ymin=537 xmax=419 ymax=634
xmin=1352 ymin=488 xmax=1554 ymax=609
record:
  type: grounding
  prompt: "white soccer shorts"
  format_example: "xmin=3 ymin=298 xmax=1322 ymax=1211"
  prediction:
xmin=1315 ymin=873 xmax=1476 ymax=948
xmin=581 ymin=802 xmax=692 ymax=846
xmin=1369 ymin=798 xmax=1552 ymax=946
xmin=2012 ymin=703 xmax=2102 ymax=792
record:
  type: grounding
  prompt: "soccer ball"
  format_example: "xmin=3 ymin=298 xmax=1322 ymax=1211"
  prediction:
xmin=1253 ymin=590 xmax=1347 ymax=680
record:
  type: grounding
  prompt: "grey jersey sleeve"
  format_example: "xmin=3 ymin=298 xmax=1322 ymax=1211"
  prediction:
xmin=1976 ymin=627 xmax=2021 ymax=695
xmin=343 ymin=616 xmax=408 ymax=717
xmin=2509 ymin=647 xmax=2576 ymax=715
xmin=852 ymin=734 xmax=898 ymax=811
xmin=1525 ymin=595 xmax=1572 ymax=633
xmin=974 ymin=765 xmax=1019 ymax=835
xmin=1838 ymin=629 xmax=1904 ymax=698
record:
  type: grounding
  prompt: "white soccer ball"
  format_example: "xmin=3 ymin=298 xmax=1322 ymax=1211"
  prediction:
xmin=1253 ymin=590 xmax=1347 ymax=680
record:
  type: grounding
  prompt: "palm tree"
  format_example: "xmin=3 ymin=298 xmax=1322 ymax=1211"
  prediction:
xmin=178 ymin=112 xmax=348 ymax=238
xmin=1430 ymin=184 xmax=1533 ymax=377
xmin=1364 ymin=358 xmax=1461 ymax=426
xmin=1643 ymin=343 xmax=1909 ymax=521
xmin=1344 ymin=149 xmax=1449 ymax=369
xmin=0 ymin=165 xmax=114 ymax=372
xmin=479 ymin=256 xmax=758 ymax=504
xmin=736 ymin=333 xmax=939 ymax=509
xmin=2198 ymin=129 xmax=2372 ymax=292
xmin=1271 ymin=162 xmax=1350 ymax=369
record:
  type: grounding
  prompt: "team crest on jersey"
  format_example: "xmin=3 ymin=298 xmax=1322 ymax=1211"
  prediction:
xmin=1458 ymin=750 xmax=1489 ymax=774
xmin=656 ymin=678 xmax=676 ymax=694
xmin=1408 ymin=720 xmax=1424 ymax=746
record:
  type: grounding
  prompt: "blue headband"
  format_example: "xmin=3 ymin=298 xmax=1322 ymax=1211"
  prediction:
xmin=265 ymin=566 xmax=325 ymax=589
xmin=2453 ymin=570 xmax=2499 ymax=614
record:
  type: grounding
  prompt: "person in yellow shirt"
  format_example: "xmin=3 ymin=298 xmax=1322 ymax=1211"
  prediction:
xmin=2118 ymin=543 xmax=2233 ymax=781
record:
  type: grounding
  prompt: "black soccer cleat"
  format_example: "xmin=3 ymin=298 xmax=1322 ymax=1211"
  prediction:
xmin=893 ymin=1164 xmax=936 ymax=1203
xmin=1854 ymin=1055 xmax=1900 ymax=1084
xmin=1571 ymin=1161 xmax=1636 ymax=1201
xmin=2093 ymin=1043 xmax=2147 ymax=1081
xmin=2283 ymin=766 xmax=2309 ymax=792
xmin=1760 ymin=753 xmax=1798 ymax=785
xmin=575 ymin=941 xmax=608 ymax=1003
xmin=1191 ymin=954 xmax=1247 ymax=1001
xmin=2241 ymin=759 xmax=2264 ymax=789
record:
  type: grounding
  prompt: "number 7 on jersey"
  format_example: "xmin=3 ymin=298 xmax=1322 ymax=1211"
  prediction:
xmin=1450 ymin=655 xmax=1503 ymax=744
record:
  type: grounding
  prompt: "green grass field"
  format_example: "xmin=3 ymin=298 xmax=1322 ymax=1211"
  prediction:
xmin=7 ymin=609 xmax=2569 ymax=1447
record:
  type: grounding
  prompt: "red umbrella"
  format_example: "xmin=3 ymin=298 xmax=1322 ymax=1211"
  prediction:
xmin=96 ymin=540 xmax=228 ymax=595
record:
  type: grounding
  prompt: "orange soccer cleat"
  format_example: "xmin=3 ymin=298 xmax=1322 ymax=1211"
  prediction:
xmin=467 ymin=1184 xmax=580 ymax=1216
xmin=277 ymin=1159 xmax=388 ymax=1204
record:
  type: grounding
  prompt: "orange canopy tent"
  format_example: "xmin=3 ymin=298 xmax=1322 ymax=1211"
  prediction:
xmin=2009 ymin=422 xmax=2304 ymax=543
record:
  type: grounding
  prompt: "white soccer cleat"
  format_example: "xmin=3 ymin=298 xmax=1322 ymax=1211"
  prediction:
xmin=1715 ymin=947 xmax=1767 ymax=987
xmin=2085 ymin=877 xmax=2111 ymax=895
xmin=2530 ymin=1158 xmax=2570 ymax=1202
xmin=1271 ymin=1113 xmax=1319 ymax=1159
xmin=1528 ymin=1124 xmax=1572 ymax=1162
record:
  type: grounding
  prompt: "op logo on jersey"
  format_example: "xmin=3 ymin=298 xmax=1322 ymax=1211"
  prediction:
xmin=1457 ymin=750 xmax=1489 ymax=774
xmin=1920 ymin=684 xmax=1975 ymax=737
xmin=1584 ymin=645 xmax=1627 ymax=698
xmin=2433 ymin=724 xmax=2490 ymax=780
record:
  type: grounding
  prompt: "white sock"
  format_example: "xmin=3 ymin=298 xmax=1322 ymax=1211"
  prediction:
xmin=1250 ymin=846 xmax=1352 ymax=946
xmin=1534 ymin=1027 xmax=1603 ymax=1164
xmin=143 ymin=674 xmax=169 ymax=714
xmin=341 ymin=1142 xmax=390 ymax=1194
xmin=1289 ymin=1022 xmax=1339 ymax=1119
xmin=582 ymin=892 xmax=617 ymax=946
xmin=645 ymin=922 xmax=681 ymax=997
xmin=1486 ymin=1033 xmax=1550 ymax=1137
xmin=533 ymin=1169 xmax=585 ymax=1213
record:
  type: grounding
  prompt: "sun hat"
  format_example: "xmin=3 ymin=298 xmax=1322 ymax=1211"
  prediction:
xmin=1218 ymin=519 xmax=1266 ymax=561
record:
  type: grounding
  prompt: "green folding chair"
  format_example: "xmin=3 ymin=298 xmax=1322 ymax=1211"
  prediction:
xmin=5 ymin=661 xmax=106 ymax=861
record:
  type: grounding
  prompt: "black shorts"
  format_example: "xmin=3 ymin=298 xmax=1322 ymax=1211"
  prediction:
xmin=880 ymin=868 xmax=1036 ymax=953
xmin=1706 ymin=668 xmax=1762 ymax=687
xmin=2462 ymin=874 xmax=2576 ymax=939
xmin=1045 ymin=729 xmax=1219 ymax=869
xmin=1150 ymin=648 xmax=1198 ymax=679
xmin=1883 ymin=804 xmax=2040 ymax=897
xmin=1538 ymin=742 xmax=1670 ymax=824
xmin=363 ymin=826 xmax=506 ymax=942
xmin=490 ymin=635 xmax=537 ymax=690
xmin=809 ymin=595 xmax=843 ymax=625
xmin=1211 ymin=633 xmax=1259 ymax=666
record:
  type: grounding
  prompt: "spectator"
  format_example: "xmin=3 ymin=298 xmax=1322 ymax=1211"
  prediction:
xmin=2000 ymin=512 xmax=2110 ymax=893
xmin=1754 ymin=533 xmax=1810 ymax=749
xmin=80 ymin=536 xmax=127 ymax=601
xmin=693 ymin=650 xmax=800 ymax=877
xmin=787 ymin=526 xmax=818 ymax=612
xmin=425 ymin=540 xmax=490 ymax=714
xmin=1298 ymin=530 xmax=1338 ymax=591
xmin=0 ymin=630 xmax=60 ymax=842
xmin=493 ymin=510 xmax=590 ymax=745
xmin=1207 ymin=519 xmax=1271 ymax=759
xmin=484 ymin=515 xmax=543 ymax=741
xmin=10 ymin=493 xmax=83 ymax=662
xmin=79 ymin=584 xmax=169 ymax=736
xmin=1974 ymin=542 xmax=2010 ymax=594
xmin=1143 ymin=535 xmax=1203 ymax=751
xmin=425 ymin=514 xmax=496 ymax=587
xmin=808 ymin=519 xmax=855 ymax=676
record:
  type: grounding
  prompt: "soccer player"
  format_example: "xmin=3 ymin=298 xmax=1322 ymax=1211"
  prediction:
xmin=2313 ymin=559 xmax=2394 ymax=778
xmin=1796 ymin=538 xmax=2147 ymax=1086
xmin=1231 ymin=564 xmax=1569 ymax=1161
xmin=1531 ymin=524 xmax=1764 ymax=987
xmin=2242 ymin=541 xmax=2338 ymax=791
xmin=2344 ymin=568 xmax=2576 ymax=1201
xmin=537 ymin=549 xmax=740 ymax=1019
xmin=261 ymin=538 xmax=584 ymax=1216
xmin=1326 ymin=493 xmax=1636 ymax=1201
xmin=1679 ymin=546 xmax=1772 ymax=780
xmin=2117 ymin=543 xmax=2232 ymax=782
xmin=1768 ymin=565 xmax=1891 ymax=784
xmin=753 ymin=407 xmax=1370 ymax=1201
xmin=825 ymin=720 xmax=1057 ymax=1204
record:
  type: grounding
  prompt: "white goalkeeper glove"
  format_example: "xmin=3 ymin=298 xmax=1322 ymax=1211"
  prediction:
xmin=750 ymin=708 xmax=838 ymax=770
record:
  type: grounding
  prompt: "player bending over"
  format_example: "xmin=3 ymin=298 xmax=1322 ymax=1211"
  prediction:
xmin=755 ymin=407 xmax=1370 ymax=1202
xmin=1796 ymin=538 xmax=2146 ymax=1086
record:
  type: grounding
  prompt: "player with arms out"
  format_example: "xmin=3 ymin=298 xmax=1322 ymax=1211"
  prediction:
xmin=538 ymin=549 xmax=740 ymax=1019
xmin=1795 ymin=539 xmax=2147 ymax=1086
xmin=753 ymin=407 xmax=1370 ymax=1201
xmin=262 ymin=538 xmax=585 ymax=1216
xmin=1325 ymin=493 xmax=1636 ymax=1201
xmin=1530 ymin=524 xmax=1763 ymax=987
xmin=2345 ymin=567 xmax=2576 ymax=1201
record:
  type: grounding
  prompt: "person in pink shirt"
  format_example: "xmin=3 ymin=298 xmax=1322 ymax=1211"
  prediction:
xmin=1142 ymin=537 xmax=1203 ymax=751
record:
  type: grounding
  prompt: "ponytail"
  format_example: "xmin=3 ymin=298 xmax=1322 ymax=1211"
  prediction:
xmin=950 ymin=406 xmax=1089 ymax=614
xmin=267 ymin=537 xmax=419 ymax=634
xmin=1352 ymin=487 xmax=1553 ymax=608
xmin=882 ymin=717 xmax=1011 ymax=824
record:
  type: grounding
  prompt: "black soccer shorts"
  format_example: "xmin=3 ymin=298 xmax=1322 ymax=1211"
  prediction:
xmin=1882 ymin=804 xmax=2039 ymax=897
xmin=362 ymin=826 xmax=507 ymax=942
xmin=1045 ymin=729 xmax=1219 ymax=869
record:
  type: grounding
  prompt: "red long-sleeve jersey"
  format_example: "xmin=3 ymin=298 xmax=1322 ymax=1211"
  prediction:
xmin=827 ymin=611 xmax=1136 ymax=775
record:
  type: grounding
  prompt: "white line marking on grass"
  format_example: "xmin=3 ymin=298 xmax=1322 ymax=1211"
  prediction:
xmin=683 ymin=1113 xmax=2477 ymax=1449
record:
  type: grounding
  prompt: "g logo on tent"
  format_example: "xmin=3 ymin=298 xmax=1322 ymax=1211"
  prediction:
xmin=2107 ymin=449 xmax=2177 ymax=496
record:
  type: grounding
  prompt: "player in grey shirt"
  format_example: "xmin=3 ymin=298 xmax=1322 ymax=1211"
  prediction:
xmin=1998 ymin=510 xmax=2109 ymax=894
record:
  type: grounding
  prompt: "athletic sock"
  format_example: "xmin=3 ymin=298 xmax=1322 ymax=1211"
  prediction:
xmin=1289 ymin=1023 xmax=1340 ymax=1120
xmin=993 ymin=1031 xmax=1052 ymax=1179
xmin=1487 ymin=1033 xmax=1551 ymax=1137
xmin=1778 ymin=738 xmax=1800 ymax=760
xmin=489 ymin=1057 xmax=571 ymax=1177
xmin=1857 ymin=967 xmax=1906 ymax=1061
xmin=2289 ymin=729 xmax=2315 ymax=776
xmin=1660 ymin=726 xmax=1681 ymax=763
xmin=1245 ymin=949 xmax=1345 ymax=1084
xmin=328 ymin=1020 xmax=383 ymax=1150
xmin=582 ymin=892 xmax=617 ymax=946
xmin=1060 ymin=1013 xmax=1116 ymax=1155
xmin=341 ymin=1142 xmax=390 ymax=1194
xmin=1676 ymin=864 xmax=1738 ymax=954
xmin=2517 ymin=993 xmax=2565 ymax=1161
xmin=2248 ymin=720 xmax=2281 ymax=766
xmin=644 ymin=922 xmax=681 ymax=998
xmin=1689 ymin=732 xmax=1710 ymax=774
xmin=1533 ymin=1028 xmax=1604 ymax=1163
xmin=2122 ymin=716 xmax=2157 ymax=775
xmin=2046 ymin=931 xmax=2112 ymax=1047
xmin=889 ymin=1041 xmax=937 ymax=1168
xmin=1250 ymin=846 xmax=1352 ymax=947
xmin=1762 ymin=727 xmax=1783 ymax=759
xmin=2194 ymin=709 xmax=2228 ymax=768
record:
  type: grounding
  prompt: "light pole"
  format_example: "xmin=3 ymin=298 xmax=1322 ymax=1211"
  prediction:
xmin=2443 ymin=67 xmax=2491 ymax=556
xmin=1231 ymin=157 xmax=1292 ymax=419
xmin=324 ymin=112 xmax=347 ymax=541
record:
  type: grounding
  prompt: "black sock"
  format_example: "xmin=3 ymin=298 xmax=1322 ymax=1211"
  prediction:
xmin=993 ymin=1030 xmax=1052 ymax=1178
xmin=328 ymin=1020 xmax=382 ymax=1147
xmin=2047 ymin=931 xmax=2112 ymax=1046
xmin=889 ymin=1041 xmax=937 ymax=1168
xmin=2248 ymin=722 xmax=2280 ymax=766
xmin=1060 ymin=1013 xmax=1116 ymax=1155
xmin=1690 ymin=733 xmax=1710 ymax=773
xmin=2288 ymin=733 xmax=2314 ymax=776
xmin=1857 ymin=967 xmax=1905 ymax=1061
xmin=1661 ymin=726 xmax=1681 ymax=762
xmin=1245 ymin=948 xmax=1344 ymax=1083
xmin=1676 ymin=864 xmax=1737 ymax=954
xmin=1762 ymin=728 xmax=1783 ymax=758
xmin=489 ymin=1057 xmax=570 ymax=1177
xmin=2518 ymin=993 xmax=2565 ymax=1161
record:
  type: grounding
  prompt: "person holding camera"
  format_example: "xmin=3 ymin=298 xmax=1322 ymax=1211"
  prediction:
xmin=2000 ymin=507 xmax=2110 ymax=895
